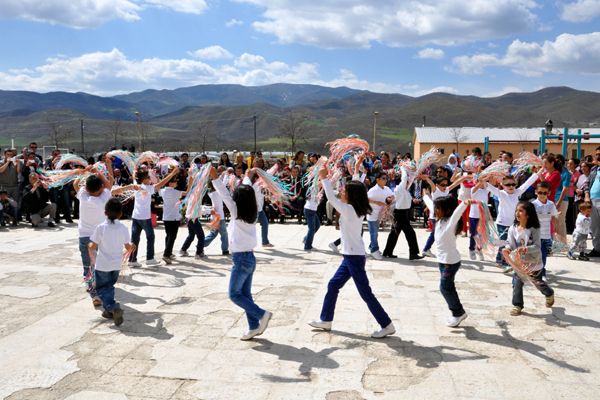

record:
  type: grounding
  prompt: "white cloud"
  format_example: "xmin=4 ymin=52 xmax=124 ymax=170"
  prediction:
xmin=449 ymin=32 xmax=600 ymax=76
xmin=0 ymin=0 xmax=208 ymax=28
xmin=236 ymin=0 xmax=538 ymax=48
xmin=226 ymin=18 xmax=244 ymax=27
xmin=417 ymin=48 xmax=445 ymax=59
xmin=189 ymin=45 xmax=233 ymax=60
xmin=560 ymin=0 xmax=600 ymax=22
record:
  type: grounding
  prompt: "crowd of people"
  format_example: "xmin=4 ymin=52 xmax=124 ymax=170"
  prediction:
xmin=1 ymin=141 xmax=599 ymax=339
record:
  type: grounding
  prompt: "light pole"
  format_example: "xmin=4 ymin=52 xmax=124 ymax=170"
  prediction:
xmin=372 ymin=111 xmax=379 ymax=152
xmin=135 ymin=111 xmax=142 ymax=152
xmin=253 ymin=114 xmax=257 ymax=154
xmin=80 ymin=119 xmax=85 ymax=154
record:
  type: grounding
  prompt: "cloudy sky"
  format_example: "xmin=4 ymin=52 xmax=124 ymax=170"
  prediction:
xmin=1 ymin=0 xmax=599 ymax=97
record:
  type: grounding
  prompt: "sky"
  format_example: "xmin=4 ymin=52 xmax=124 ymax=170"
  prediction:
xmin=0 ymin=0 xmax=599 ymax=97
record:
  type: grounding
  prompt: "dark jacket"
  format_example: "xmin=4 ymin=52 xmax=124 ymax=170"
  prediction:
xmin=22 ymin=185 xmax=50 ymax=214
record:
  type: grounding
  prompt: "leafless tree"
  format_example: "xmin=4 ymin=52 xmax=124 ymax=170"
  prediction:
xmin=449 ymin=127 xmax=468 ymax=157
xmin=47 ymin=117 xmax=66 ymax=148
xmin=279 ymin=112 xmax=309 ymax=155
xmin=109 ymin=119 xmax=126 ymax=148
xmin=516 ymin=131 xmax=530 ymax=151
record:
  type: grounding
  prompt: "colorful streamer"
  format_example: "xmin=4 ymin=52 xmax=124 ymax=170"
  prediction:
xmin=326 ymin=137 xmax=369 ymax=170
xmin=474 ymin=200 xmax=505 ymax=257
xmin=252 ymin=168 xmax=293 ymax=205
xmin=55 ymin=154 xmax=89 ymax=170
xmin=107 ymin=150 xmax=137 ymax=180
xmin=180 ymin=164 xmax=212 ymax=220
xmin=137 ymin=151 xmax=160 ymax=167
xmin=302 ymin=156 xmax=328 ymax=201
xmin=416 ymin=146 xmax=444 ymax=175
xmin=476 ymin=160 xmax=510 ymax=181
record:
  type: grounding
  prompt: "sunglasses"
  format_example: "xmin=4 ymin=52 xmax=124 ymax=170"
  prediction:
xmin=503 ymin=183 xmax=516 ymax=187
xmin=438 ymin=183 xmax=448 ymax=187
xmin=537 ymin=191 xmax=548 ymax=195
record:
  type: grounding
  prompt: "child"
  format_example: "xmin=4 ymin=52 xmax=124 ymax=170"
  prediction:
xmin=531 ymin=181 xmax=559 ymax=275
xmin=568 ymin=202 xmax=592 ymax=260
xmin=302 ymin=177 xmax=321 ymax=251
xmin=209 ymin=166 xmax=272 ymax=340
xmin=309 ymin=165 xmax=395 ymax=338
xmin=203 ymin=181 xmax=229 ymax=255
xmin=243 ymin=169 xmax=273 ymax=247
xmin=502 ymin=201 xmax=554 ymax=316
xmin=160 ymin=170 xmax=185 ymax=264
xmin=73 ymin=163 xmax=113 ymax=307
xmin=422 ymin=194 xmax=472 ymax=327
xmin=419 ymin=175 xmax=466 ymax=257
xmin=88 ymin=198 xmax=135 ymax=326
xmin=483 ymin=172 xmax=539 ymax=273
xmin=129 ymin=168 xmax=179 ymax=267
xmin=367 ymin=172 xmax=394 ymax=259
xmin=469 ymin=179 xmax=490 ymax=260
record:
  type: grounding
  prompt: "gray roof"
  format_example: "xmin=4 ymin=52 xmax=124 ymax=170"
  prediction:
xmin=415 ymin=127 xmax=600 ymax=144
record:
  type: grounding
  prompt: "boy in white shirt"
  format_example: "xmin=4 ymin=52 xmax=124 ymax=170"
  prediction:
xmin=531 ymin=181 xmax=559 ymax=275
xmin=160 ymin=173 xmax=185 ymax=264
xmin=568 ymin=202 xmax=592 ymax=261
xmin=367 ymin=172 xmax=394 ymax=259
xmin=203 ymin=182 xmax=229 ymax=255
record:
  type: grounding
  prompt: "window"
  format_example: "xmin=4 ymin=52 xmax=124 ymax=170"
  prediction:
xmin=571 ymin=149 xmax=585 ymax=158
xmin=439 ymin=148 xmax=445 ymax=154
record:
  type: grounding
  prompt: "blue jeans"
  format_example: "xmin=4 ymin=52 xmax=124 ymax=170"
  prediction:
xmin=257 ymin=210 xmax=269 ymax=245
xmin=540 ymin=238 xmax=552 ymax=276
xmin=95 ymin=270 xmax=120 ymax=312
xmin=303 ymin=208 xmax=321 ymax=250
xmin=439 ymin=262 xmax=465 ymax=317
xmin=423 ymin=219 xmax=436 ymax=252
xmin=495 ymin=224 xmax=509 ymax=265
xmin=204 ymin=219 xmax=229 ymax=252
xmin=229 ymin=252 xmax=265 ymax=330
xmin=468 ymin=217 xmax=479 ymax=251
xmin=367 ymin=220 xmax=379 ymax=253
xmin=320 ymin=255 xmax=392 ymax=328
xmin=182 ymin=219 xmax=205 ymax=255
xmin=130 ymin=218 xmax=155 ymax=261
xmin=79 ymin=237 xmax=96 ymax=297
xmin=512 ymin=269 xmax=554 ymax=308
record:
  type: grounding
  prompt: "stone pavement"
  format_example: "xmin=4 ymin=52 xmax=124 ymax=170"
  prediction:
xmin=0 ymin=221 xmax=599 ymax=400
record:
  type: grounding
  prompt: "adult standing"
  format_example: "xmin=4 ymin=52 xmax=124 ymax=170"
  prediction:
xmin=584 ymin=146 xmax=600 ymax=258
xmin=566 ymin=158 xmax=581 ymax=234
xmin=554 ymin=155 xmax=571 ymax=240
xmin=0 ymin=149 xmax=21 ymax=208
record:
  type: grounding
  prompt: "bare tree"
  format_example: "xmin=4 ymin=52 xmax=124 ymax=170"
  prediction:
xmin=516 ymin=131 xmax=530 ymax=151
xmin=449 ymin=127 xmax=468 ymax=157
xmin=109 ymin=119 xmax=126 ymax=148
xmin=195 ymin=122 xmax=211 ymax=154
xmin=47 ymin=117 xmax=66 ymax=148
xmin=279 ymin=112 xmax=309 ymax=155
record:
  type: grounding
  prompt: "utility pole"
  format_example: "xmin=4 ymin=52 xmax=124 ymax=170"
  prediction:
xmin=372 ymin=111 xmax=379 ymax=152
xmin=253 ymin=114 xmax=257 ymax=154
xmin=80 ymin=119 xmax=85 ymax=154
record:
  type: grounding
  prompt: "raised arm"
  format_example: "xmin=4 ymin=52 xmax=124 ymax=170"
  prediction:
xmin=448 ymin=175 xmax=468 ymax=191
xmin=484 ymin=181 xmax=502 ymax=197
xmin=422 ymin=193 xmax=434 ymax=214
xmin=516 ymin=172 xmax=539 ymax=196
xmin=437 ymin=201 xmax=468 ymax=238
xmin=154 ymin=168 xmax=179 ymax=191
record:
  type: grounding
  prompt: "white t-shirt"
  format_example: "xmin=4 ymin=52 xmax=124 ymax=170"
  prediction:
xmin=77 ymin=188 xmax=111 ymax=237
xmin=90 ymin=220 xmax=131 ymax=272
xmin=423 ymin=194 xmax=467 ymax=264
xmin=574 ymin=213 xmax=591 ymax=235
xmin=304 ymin=192 xmax=319 ymax=211
xmin=469 ymin=188 xmax=489 ymax=219
xmin=323 ymin=179 xmax=365 ymax=256
xmin=531 ymin=199 xmax=559 ymax=239
xmin=209 ymin=191 xmax=225 ymax=218
xmin=367 ymin=185 xmax=393 ymax=222
xmin=132 ymin=184 xmax=155 ymax=220
xmin=160 ymin=187 xmax=183 ymax=221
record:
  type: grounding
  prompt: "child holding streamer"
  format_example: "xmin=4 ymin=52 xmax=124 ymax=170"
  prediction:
xmin=209 ymin=166 xmax=272 ymax=340
xmin=502 ymin=201 xmax=554 ymax=316
xmin=309 ymin=165 xmax=395 ymax=338
xmin=531 ymin=181 xmax=559 ymax=275
xmin=203 ymin=181 xmax=229 ymax=255
xmin=469 ymin=179 xmax=490 ymax=260
xmin=244 ymin=169 xmax=273 ymax=247
xmin=88 ymin=198 xmax=136 ymax=326
xmin=422 ymin=194 xmax=473 ymax=327
xmin=160 ymin=171 xmax=186 ymax=264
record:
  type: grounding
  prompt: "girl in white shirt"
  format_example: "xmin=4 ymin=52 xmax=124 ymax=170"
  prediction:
xmin=423 ymin=194 xmax=473 ymax=327
xmin=309 ymin=166 xmax=395 ymax=339
xmin=209 ymin=167 xmax=272 ymax=341
xmin=203 ymin=183 xmax=229 ymax=255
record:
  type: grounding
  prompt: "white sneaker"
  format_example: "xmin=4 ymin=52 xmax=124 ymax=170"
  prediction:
xmin=422 ymin=250 xmax=435 ymax=258
xmin=257 ymin=311 xmax=273 ymax=335
xmin=240 ymin=328 xmax=261 ymax=341
xmin=371 ymin=322 xmax=396 ymax=338
xmin=179 ymin=250 xmax=189 ymax=257
xmin=469 ymin=250 xmax=476 ymax=260
xmin=371 ymin=250 xmax=383 ymax=260
xmin=446 ymin=313 xmax=468 ymax=327
xmin=477 ymin=251 xmax=485 ymax=261
xmin=128 ymin=261 xmax=142 ymax=268
xmin=146 ymin=258 xmax=160 ymax=266
xmin=308 ymin=320 xmax=332 ymax=331
xmin=328 ymin=242 xmax=339 ymax=253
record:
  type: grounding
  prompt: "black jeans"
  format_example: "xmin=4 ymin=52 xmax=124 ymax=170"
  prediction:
xmin=383 ymin=209 xmax=420 ymax=257
xmin=181 ymin=219 xmax=205 ymax=255
xmin=512 ymin=269 xmax=554 ymax=308
xmin=439 ymin=262 xmax=465 ymax=317
xmin=163 ymin=220 xmax=180 ymax=257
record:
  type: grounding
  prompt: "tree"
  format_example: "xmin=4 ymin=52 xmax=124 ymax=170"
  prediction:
xmin=449 ymin=127 xmax=468 ymax=157
xmin=47 ymin=117 xmax=67 ymax=148
xmin=279 ymin=112 xmax=309 ymax=155
xmin=516 ymin=131 xmax=530 ymax=151
xmin=109 ymin=119 xmax=126 ymax=148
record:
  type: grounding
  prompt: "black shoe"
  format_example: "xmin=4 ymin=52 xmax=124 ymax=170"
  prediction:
xmin=47 ymin=222 xmax=56 ymax=227
xmin=578 ymin=254 xmax=590 ymax=261
xmin=222 ymin=251 xmax=230 ymax=256
xmin=65 ymin=218 xmax=73 ymax=223
xmin=409 ymin=254 xmax=425 ymax=260
xmin=102 ymin=311 xmax=113 ymax=319
xmin=383 ymin=254 xmax=398 ymax=259
xmin=0 ymin=222 xmax=5 ymax=227
xmin=112 ymin=308 xmax=124 ymax=326
xmin=585 ymin=249 xmax=600 ymax=257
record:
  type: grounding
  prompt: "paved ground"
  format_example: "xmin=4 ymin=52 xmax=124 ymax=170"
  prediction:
xmin=0 ymin=220 xmax=599 ymax=400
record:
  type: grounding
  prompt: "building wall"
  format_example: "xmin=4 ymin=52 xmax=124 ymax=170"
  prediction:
xmin=414 ymin=141 xmax=598 ymax=159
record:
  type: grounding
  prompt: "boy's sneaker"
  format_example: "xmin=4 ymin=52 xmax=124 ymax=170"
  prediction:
xmin=567 ymin=251 xmax=576 ymax=260
xmin=257 ymin=311 xmax=273 ymax=335
xmin=262 ymin=243 xmax=274 ymax=248
xmin=146 ymin=259 xmax=160 ymax=267
xmin=371 ymin=322 xmax=395 ymax=338
xmin=545 ymin=295 xmax=555 ymax=308
xmin=328 ymin=242 xmax=339 ymax=253
xmin=477 ymin=251 xmax=485 ymax=261
xmin=179 ymin=250 xmax=189 ymax=257
xmin=168 ymin=254 xmax=177 ymax=260
xmin=47 ymin=221 xmax=56 ymax=227
xmin=162 ymin=255 xmax=172 ymax=265
xmin=510 ymin=306 xmax=523 ymax=316
xmin=240 ymin=327 xmax=261 ymax=341
xmin=92 ymin=297 xmax=102 ymax=308
xmin=578 ymin=253 xmax=590 ymax=261
xmin=446 ymin=313 xmax=468 ymax=327
xmin=112 ymin=308 xmax=124 ymax=326
xmin=469 ymin=250 xmax=476 ymax=260
xmin=128 ymin=261 xmax=142 ymax=268
xmin=502 ymin=266 xmax=513 ymax=275
xmin=101 ymin=310 xmax=113 ymax=319
xmin=422 ymin=250 xmax=434 ymax=258
xmin=308 ymin=320 xmax=332 ymax=331
xmin=371 ymin=250 xmax=383 ymax=260
xmin=195 ymin=253 xmax=206 ymax=260
xmin=222 ymin=251 xmax=230 ymax=256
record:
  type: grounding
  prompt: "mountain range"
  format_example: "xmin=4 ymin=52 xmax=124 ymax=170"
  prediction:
xmin=1 ymin=84 xmax=599 ymax=153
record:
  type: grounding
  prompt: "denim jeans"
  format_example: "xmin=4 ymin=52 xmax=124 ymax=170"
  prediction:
xmin=439 ymin=262 xmax=465 ymax=317
xmin=181 ymin=219 xmax=205 ymax=255
xmin=163 ymin=220 xmax=180 ymax=257
xmin=468 ymin=217 xmax=479 ymax=251
xmin=320 ymin=255 xmax=392 ymax=328
xmin=79 ymin=236 xmax=96 ymax=297
xmin=204 ymin=219 xmax=229 ymax=252
xmin=495 ymin=224 xmax=510 ymax=265
xmin=423 ymin=219 xmax=436 ymax=252
xmin=382 ymin=209 xmax=419 ymax=257
xmin=512 ymin=269 xmax=554 ymax=308
xmin=229 ymin=252 xmax=265 ymax=330
xmin=303 ymin=208 xmax=321 ymax=250
xmin=95 ymin=270 xmax=120 ymax=312
xmin=367 ymin=220 xmax=379 ymax=253
xmin=130 ymin=218 xmax=155 ymax=261
xmin=257 ymin=210 xmax=270 ymax=245
xmin=540 ymin=238 xmax=552 ymax=276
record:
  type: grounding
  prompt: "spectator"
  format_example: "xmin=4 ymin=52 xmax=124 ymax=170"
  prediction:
xmin=22 ymin=173 xmax=56 ymax=227
xmin=219 ymin=152 xmax=233 ymax=168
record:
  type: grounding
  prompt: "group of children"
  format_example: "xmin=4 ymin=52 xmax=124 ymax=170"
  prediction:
xmin=75 ymin=154 xmax=592 ymax=340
